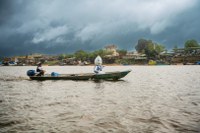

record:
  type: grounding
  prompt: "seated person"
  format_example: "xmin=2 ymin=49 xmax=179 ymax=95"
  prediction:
xmin=94 ymin=64 xmax=104 ymax=74
xmin=36 ymin=63 xmax=45 ymax=76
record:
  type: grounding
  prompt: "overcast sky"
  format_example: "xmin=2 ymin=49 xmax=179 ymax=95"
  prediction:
xmin=0 ymin=0 xmax=200 ymax=56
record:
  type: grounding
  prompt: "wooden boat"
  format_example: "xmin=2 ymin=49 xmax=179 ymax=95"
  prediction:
xmin=29 ymin=70 xmax=131 ymax=81
xmin=92 ymin=70 xmax=131 ymax=80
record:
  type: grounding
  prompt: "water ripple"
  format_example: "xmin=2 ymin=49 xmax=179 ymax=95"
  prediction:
xmin=0 ymin=66 xmax=200 ymax=132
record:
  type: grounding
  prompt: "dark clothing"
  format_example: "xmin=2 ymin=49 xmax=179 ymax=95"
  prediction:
xmin=36 ymin=66 xmax=44 ymax=76
xmin=36 ymin=67 xmax=42 ymax=72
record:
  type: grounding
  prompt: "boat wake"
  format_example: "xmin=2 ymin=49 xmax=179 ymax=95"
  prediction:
xmin=0 ymin=76 xmax=29 ymax=81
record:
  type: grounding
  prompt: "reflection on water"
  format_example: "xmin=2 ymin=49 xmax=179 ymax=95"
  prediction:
xmin=0 ymin=66 xmax=200 ymax=133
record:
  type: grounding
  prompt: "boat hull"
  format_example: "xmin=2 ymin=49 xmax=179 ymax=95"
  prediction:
xmin=29 ymin=70 xmax=131 ymax=81
xmin=92 ymin=70 xmax=131 ymax=80
xmin=30 ymin=74 xmax=93 ymax=80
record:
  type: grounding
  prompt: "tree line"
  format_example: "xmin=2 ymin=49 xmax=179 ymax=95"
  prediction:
xmin=58 ymin=38 xmax=199 ymax=61
xmin=135 ymin=38 xmax=200 ymax=59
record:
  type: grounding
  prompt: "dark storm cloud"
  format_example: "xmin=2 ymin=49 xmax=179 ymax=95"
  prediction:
xmin=0 ymin=0 xmax=199 ymax=56
xmin=149 ymin=3 xmax=200 ymax=49
xmin=0 ymin=0 xmax=14 ymax=25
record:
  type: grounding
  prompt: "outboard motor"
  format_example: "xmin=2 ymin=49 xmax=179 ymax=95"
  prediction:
xmin=27 ymin=70 xmax=36 ymax=76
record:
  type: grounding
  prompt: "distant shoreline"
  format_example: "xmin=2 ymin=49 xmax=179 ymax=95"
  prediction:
xmin=0 ymin=63 xmax=195 ymax=67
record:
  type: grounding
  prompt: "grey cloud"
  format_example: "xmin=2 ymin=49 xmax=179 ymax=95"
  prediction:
xmin=32 ymin=25 xmax=69 ymax=43
xmin=0 ymin=0 xmax=199 ymax=56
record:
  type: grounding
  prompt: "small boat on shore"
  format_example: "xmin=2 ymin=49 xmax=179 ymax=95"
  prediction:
xmin=28 ymin=70 xmax=131 ymax=81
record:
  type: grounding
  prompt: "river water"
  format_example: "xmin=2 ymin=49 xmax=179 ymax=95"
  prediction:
xmin=0 ymin=66 xmax=200 ymax=133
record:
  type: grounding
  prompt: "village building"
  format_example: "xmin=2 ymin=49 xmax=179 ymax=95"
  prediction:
xmin=104 ymin=45 xmax=119 ymax=57
xmin=171 ymin=47 xmax=200 ymax=64
xmin=123 ymin=51 xmax=147 ymax=60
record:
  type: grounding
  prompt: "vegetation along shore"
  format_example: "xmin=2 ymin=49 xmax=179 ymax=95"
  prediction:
xmin=1 ymin=39 xmax=200 ymax=66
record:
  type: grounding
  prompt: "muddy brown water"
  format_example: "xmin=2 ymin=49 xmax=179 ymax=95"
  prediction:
xmin=0 ymin=66 xmax=200 ymax=133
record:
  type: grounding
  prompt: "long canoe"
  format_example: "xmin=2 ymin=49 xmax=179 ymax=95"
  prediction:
xmin=29 ymin=70 xmax=131 ymax=81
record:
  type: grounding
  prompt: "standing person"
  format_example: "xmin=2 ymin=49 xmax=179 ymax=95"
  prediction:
xmin=36 ymin=62 xmax=45 ymax=76
xmin=94 ymin=56 xmax=104 ymax=74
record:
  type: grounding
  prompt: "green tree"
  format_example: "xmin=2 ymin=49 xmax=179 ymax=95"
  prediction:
xmin=86 ymin=49 xmax=113 ymax=63
xmin=135 ymin=38 xmax=153 ymax=53
xmin=74 ymin=50 xmax=89 ymax=61
xmin=0 ymin=56 xmax=3 ymax=61
xmin=92 ymin=49 xmax=112 ymax=58
xmin=135 ymin=38 xmax=166 ymax=59
xmin=65 ymin=54 xmax=74 ymax=58
xmin=184 ymin=39 xmax=199 ymax=48
xmin=58 ymin=54 xmax=66 ymax=60
xmin=173 ymin=45 xmax=178 ymax=53
xmin=117 ymin=49 xmax=127 ymax=57
xmin=155 ymin=44 xmax=165 ymax=53
xmin=144 ymin=42 xmax=157 ymax=59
